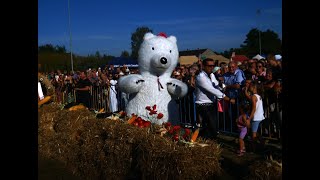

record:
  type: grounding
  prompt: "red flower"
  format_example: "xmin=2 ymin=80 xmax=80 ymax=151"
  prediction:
xmin=157 ymin=113 xmax=164 ymax=119
xmin=172 ymin=125 xmax=181 ymax=132
xmin=149 ymin=110 xmax=157 ymax=115
xmin=145 ymin=106 xmax=151 ymax=111
xmin=164 ymin=122 xmax=171 ymax=128
xmin=182 ymin=128 xmax=191 ymax=140
xmin=184 ymin=128 xmax=191 ymax=136
xmin=143 ymin=121 xmax=151 ymax=127
xmin=172 ymin=134 xmax=179 ymax=141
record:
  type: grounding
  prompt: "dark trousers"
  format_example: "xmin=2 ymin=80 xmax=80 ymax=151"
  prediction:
xmin=76 ymin=91 xmax=91 ymax=108
xmin=196 ymin=103 xmax=218 ymax=139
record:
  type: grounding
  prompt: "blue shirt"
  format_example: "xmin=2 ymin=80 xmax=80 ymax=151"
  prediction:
xmin=223 ymin=68 xmax=245 ymax=98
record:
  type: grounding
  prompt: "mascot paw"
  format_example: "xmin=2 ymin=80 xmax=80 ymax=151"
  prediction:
xmin=130 ymin=76 xmax=145 ymax=87
xmin=135 ymin=79 xmax=145 ymax=84
xmin=167 ymin=82 xmax=182 ymax=96
xmin=167 ymin=80 xmax=188 ymax=98
xmin=119 ymin=74 xmax=145 ymax=94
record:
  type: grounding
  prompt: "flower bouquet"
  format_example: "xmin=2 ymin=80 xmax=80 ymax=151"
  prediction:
xmin=127 ymin=104 xmax=204 ymax=145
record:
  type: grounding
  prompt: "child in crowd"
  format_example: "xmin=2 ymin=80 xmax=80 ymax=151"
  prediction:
xmin=248 ymin=81 xmax=265 ymax=152
xmin=236 ymin=104 xmax=250 ymax=156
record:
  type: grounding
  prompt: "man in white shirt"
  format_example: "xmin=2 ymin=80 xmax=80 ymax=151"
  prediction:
xmin=195 ymin=58 xmax=235 ymax=139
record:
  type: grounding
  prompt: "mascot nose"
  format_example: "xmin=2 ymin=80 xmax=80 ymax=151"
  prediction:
xmin=160 ymin=57 xmax=167 ymax=64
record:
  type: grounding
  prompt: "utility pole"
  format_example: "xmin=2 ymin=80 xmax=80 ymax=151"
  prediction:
xmin=68 ymin=0 xmax=74 ymax=73
xmin=257 ymin=9 xmax=262 ymax=55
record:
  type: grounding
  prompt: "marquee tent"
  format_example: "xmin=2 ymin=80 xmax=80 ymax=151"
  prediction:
xmin=108 ymin=57 xmax=138 ymax=67
xmin=179 ymin=54 xmax=230 ymax=65
xmin=179 ymin=55 xmax=198 ymax=65
xmin=206 ymin=54 xmax=230 ymax=64
xmin=252 ymin=54 xmax=265 ymax=60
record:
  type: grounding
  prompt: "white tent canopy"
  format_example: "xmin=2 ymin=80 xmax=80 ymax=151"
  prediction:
xmin=252 ymin=54 xmax=265 ymax=60
xmin=275 ymin=54 xmax=282 ymax=60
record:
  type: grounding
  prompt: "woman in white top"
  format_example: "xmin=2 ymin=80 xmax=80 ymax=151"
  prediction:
xmin=247 ymin=81 xmax=265 ymax=150
xmin=109 ymin=77 xmax=118 ymax=112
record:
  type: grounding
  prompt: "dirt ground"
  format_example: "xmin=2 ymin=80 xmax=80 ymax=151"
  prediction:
xmin=39 ymin=155 xmax=82 ymax=180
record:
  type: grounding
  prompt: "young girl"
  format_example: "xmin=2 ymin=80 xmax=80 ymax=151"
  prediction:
xmin=248 ymin=82 xmax=265 ymax=152
xmin=236 ymin=104 xmax=250 ymax=156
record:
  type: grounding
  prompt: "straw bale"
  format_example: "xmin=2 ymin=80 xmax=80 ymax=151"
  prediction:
xmin=38 ymin=103 xmax=222 ymax=179
xmin=247 ymin=158 xmax=282 ymax=180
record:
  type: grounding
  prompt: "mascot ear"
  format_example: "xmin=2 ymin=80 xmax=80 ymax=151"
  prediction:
xmin=167 ymin=36 xmax=177 ymax=44
xmin=144 ymin=32 xmax=155 ymax=40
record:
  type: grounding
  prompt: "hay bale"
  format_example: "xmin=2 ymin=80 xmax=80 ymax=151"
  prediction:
xmin=38 ymin=103 xmax=223 ymax=179
xmin=136 ymin=136 xmax=222 ymax=180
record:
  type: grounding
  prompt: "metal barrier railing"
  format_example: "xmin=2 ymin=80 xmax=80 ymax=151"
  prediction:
xmin=53 ymin=85 xmax=281 ymax=140
xmin=90 ymin=85 xmax=110 ymax=112
xmin=177 ymin=92 xmax=281 ymax=140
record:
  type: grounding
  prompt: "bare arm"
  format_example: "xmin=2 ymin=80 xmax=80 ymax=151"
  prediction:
xmin=244 ymin=87 xmax=251 ymax=101
xmin=243 ymin=114 xmax=250 ymax=127
xmin=222 ymin=96 xmax=235 ymax=103
xmin=226 ymin=83 xmax=240 ymax=89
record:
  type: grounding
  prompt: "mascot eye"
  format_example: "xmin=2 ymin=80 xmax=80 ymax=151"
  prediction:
xmin=170 ymin=50 xmax=172 ymax=53
xmin=152 ymin=47 xmax=154 ymax=50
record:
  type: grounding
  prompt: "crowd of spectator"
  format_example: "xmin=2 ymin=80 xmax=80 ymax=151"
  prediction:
xmin=39 ymin=54 xmax=282 ymax=140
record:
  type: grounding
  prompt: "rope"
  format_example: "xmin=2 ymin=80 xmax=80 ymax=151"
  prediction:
xmin=157 ymin=76 xmax=164 ymax=91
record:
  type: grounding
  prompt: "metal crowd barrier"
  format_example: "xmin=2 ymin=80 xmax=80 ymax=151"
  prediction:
xmin=178 ymin=93 xmax=281 ymax=140
xmin=53 ymin=84 xmax=281 ymax=140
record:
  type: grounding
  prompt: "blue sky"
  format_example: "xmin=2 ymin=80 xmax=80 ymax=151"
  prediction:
xmin=38 ymin=0 xmax=282 ymax=57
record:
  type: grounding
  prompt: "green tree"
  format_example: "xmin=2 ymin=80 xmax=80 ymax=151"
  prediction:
xmin=38 ymin=44 xmax=67 ymax=53
xmin=38 ymin=44 xmax=55 ymax=53
xmin=240 ymin=28 xmax=281 ymax=57
xmin=55 ymin=45 xmax=67 ymax=53
xmin=120 ymin=50 xmax=130 ymax=57
xmin=38 ymin=44 xmax=113 ymax=72
xmin=260 ymin=29 xmax=282 ymax=55
xmin=131 ymin=26 xmax=153 ymax=59
xmin=95 ymin=51 xmax=101 ymax=59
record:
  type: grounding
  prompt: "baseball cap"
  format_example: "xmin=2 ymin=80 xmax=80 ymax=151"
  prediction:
xmin=212 ymin=66 xmax=221 ymax=73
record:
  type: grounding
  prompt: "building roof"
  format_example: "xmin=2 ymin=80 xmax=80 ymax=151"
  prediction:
xmin=179 ymin=49 xmax=207 ymax=56
xmin=179 ymin=48 xmax=217 ymax=57
xmin=179 ymin=55 xmax=199 ymax=65
xmin=231 ymin=55 xmax=249 ymax=62
xmin=179 ymin=54 xmax=230 ymax=65
xmin=206 ymin=54 xmax=230 ymax=64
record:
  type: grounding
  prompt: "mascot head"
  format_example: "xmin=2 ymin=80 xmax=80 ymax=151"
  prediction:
xmin=138 ymin=32 xmax=178 ymax=76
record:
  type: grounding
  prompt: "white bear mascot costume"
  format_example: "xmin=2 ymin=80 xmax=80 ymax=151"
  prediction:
xmin=118 ymin=32 xmax=188 ymax=125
